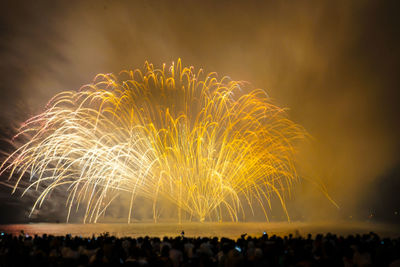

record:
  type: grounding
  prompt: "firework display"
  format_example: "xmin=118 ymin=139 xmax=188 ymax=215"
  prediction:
xmin=1 ymin=60 xmax=305 ymax=223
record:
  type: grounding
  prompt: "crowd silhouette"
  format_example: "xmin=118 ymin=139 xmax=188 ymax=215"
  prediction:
xmin=0 ymin=231 xmax=399 ymax=266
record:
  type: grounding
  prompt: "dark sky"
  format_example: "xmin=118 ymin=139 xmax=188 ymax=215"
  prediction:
xmin=0 ymin=0 xmax=399 ymax=223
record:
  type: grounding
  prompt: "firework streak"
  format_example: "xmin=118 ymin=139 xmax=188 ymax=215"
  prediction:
xmin=1 ymin=60 xmax=305 ymax=223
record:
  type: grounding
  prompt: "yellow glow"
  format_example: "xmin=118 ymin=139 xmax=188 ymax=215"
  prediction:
xmin=1 ymin=60 xmax=305 ymax=223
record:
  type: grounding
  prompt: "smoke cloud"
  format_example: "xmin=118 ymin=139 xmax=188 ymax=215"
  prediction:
xmin=0 ymin=0 xmax=399 ymax=223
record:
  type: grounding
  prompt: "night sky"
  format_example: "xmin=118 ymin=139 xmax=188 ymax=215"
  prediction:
xmin=0 ymin=0 xmax=399 ymax=224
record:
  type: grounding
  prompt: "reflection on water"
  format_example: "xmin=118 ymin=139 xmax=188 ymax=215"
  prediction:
xmin=0 ymin=222 xmax=398 ymax=239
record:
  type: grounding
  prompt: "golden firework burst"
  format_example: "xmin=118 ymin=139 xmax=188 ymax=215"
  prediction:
xmin=1 ymin=60 xmax=306 ymax=223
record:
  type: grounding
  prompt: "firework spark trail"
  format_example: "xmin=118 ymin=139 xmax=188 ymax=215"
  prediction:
xmin=0 ymin=60 xmax=305 ymax=223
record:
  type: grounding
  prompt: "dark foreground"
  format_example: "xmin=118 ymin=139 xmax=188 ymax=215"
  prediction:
xmin=0 ymin=231 xmax=399 ymax=267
